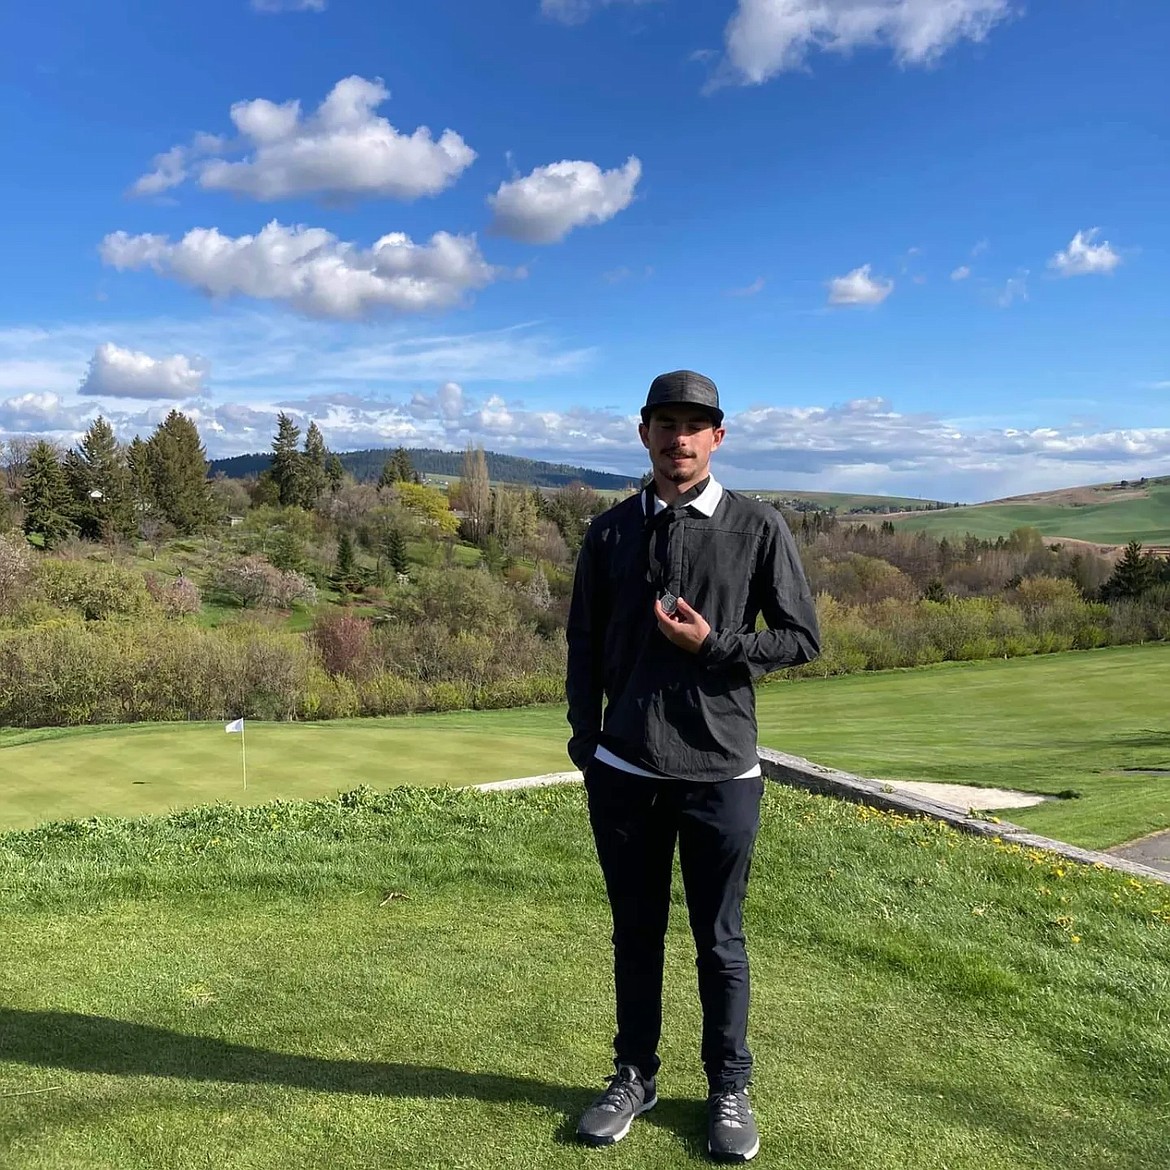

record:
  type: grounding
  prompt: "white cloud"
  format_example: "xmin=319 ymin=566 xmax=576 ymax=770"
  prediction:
xmin=131 ymin=76 xmax=475 ymax=203
xmin=950 ymin=265 xmax=971 ymax=281
xmin=728 ymin=276 xmax=766 ymax=296
xmin=488 ymin=157 xmax=642 ymax=244
xmin=540 ymin=0 xmax=656 ymax=24
xmin=602 ymin=265 xmax=653 ymax=284
xmin=722 ymin=0 xmax=1013 ymax=86
xmin=827 ymin=264 xmax=894 ymax=306
xmin=79 ymin=343 xmax=209 ymax=400
xmin=131 ymin=146 xmax=191 ymax=198
xmin=100 ymin=221 xmax=503 ymax=319
xmin=0 ymin=392 xmax=89 ymax=435
xmin=0 ymin=316 xmax=596 ymax=436
xmin=1049 ymin=229 xmax=1123 ymax=278
xmin=252 ymin=0 xmax=326 ymax=10
xmin=996 ymin=271 xmax=1028 ymax=308
xmin=4 ymin=338 xmax=1170 ymax=499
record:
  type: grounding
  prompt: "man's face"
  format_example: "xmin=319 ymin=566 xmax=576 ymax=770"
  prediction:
xmin=639 ymin=406 xmax=725 ymax=486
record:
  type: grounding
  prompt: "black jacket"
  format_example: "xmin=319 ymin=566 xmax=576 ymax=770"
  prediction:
xmin=566 ymin=483 xmax=821 ymax=782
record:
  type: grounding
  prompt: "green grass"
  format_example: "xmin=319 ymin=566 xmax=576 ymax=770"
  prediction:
xmin=3 ymin=644 xmax=1168 ymax=849
xmin=0 ymin=707 xmax=572 ymax=832
xmin=756 ymin=490 xmax=952 ymax=512
xmin=886 ymin=482 xmax=1170 ymax=545
xmin=1 ymin=784 xmax=1167 ymax=1169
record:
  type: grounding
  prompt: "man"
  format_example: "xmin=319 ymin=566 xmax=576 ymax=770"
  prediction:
xmin=566 ymin=370 xmax=820 ymax=1163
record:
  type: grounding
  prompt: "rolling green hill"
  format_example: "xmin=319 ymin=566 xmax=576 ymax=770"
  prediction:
xmin=208 ymin=448 xmax=636 ymax=491
xmin=883 ymin=478 xmax=1170 ymax=546
xmin=748 ymin=490 xmax=953 ymax=513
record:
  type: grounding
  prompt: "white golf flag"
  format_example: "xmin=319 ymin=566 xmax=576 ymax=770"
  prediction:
xmin=225 ymin=718 xmax=244 ymax=734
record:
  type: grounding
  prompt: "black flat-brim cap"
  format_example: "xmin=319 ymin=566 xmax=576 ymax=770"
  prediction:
xmin=641 ymin=370 xmax=724 ymax=426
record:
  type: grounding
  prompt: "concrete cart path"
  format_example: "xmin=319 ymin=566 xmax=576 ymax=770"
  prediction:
xmin=1109 ymin=829 xmax=1170 ymax=877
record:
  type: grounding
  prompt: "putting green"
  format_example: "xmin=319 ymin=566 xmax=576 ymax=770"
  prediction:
xmin=2 ymin=643 xmax=1168 ymax=847
xmin=0 ymin=709 xmax=572 ymax=831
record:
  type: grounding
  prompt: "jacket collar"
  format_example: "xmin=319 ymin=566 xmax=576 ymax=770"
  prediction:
xmin=642 ymin=475 xmax=724 ymax=518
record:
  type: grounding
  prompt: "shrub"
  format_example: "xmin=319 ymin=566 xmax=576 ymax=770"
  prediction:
xmin=145 ymin=572 xmax=202 ymax=617
xmin=311 ymin=609 xmax=374 ymax=678
xmin=34 ymin=557 xmax=155 ymax=621
xmin=212 ymin=555 xmax=317 ymax=609
xmin=0 ymin=531 xmax=34 ymax=614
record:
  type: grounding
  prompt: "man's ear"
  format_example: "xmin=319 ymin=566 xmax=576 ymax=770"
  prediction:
xmin=638 ymin=422 xmax=650 ymax=450
xmin=711 ymin=426 xmax=726 ymax=450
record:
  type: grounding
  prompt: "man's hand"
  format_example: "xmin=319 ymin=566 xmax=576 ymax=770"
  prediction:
xmin=654 ymin=596 xmax=711 ymax=654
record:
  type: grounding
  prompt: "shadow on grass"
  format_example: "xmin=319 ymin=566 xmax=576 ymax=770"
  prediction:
xmin=0 ymin=1007 xmax=702 ymax=1149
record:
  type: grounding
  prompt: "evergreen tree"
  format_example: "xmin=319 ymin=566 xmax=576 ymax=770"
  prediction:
xmin=1102 ymin=540 xmax=1158 ymax=601
xmin=126 ymin=436 xmax=153 ymax=518
xmin=382 ymin=525 xmax=408 ymax=575
xmin=377 ymin=457 xmax=399 ymax=490
xmin=271 ymin=412 xmax=304 ymax=507
xmin=301 ymin=421 xmax=328 ymax=509
xmin=325 ymin=454 xmax=345 ymax=493
xmin=335 ymin=531 xmax=356 ymax=580
xmin=392 ymin=446 xmax=416 ymax=484
xmin=20 ymin=441 xmax=73 ymax=547
xmin=0 ymin=479 xmax=11 ymax=531
xmin=65 ymin=416 xmax=136 ymax=541
xmin=145 ymin=410 xmax=215 ymax=534
xmin=269 ymin=526 xmax=308 ymax=574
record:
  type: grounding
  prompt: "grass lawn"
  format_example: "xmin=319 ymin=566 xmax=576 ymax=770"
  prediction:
xmin=1 ymin=644 xmax=1167 ymax=848
xmin=1 ymin=784 xmax=1167 ymax=1170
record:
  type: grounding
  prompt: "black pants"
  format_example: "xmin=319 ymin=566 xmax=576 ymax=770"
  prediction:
xmin=584 ymin=758 xmax=764 ymax=1093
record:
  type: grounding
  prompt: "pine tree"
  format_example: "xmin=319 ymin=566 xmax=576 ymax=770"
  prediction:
xmin=392 ymin=446 xmax=415 ymax=484
xmin=20 ymin=440 xmax=73 ymax=547
xmin=382 ymin=525 xmax=408 ymax=575
xmin=270 ymin=526 xmax=308 ymax=574
xmin=335 ymin=531 xmax=356 ymax=580
xmin=301 ymin=421 xmax=328 ymax=509
xmin=146 ymin=411 xmax=215 ymax=534
xmin=377 ymin=457 xmax=399 ymax=490
xmin=1102 ymin=540 xmax=1157 ymax=601
xmin=271 ymin=412 xmax=304 ymax=507
xmin=325 ymin=454 xmax=345 ymax=493
xmin=65 ymin=416 xmax=136 ymax=541
xmin=126 ymin=436 xmax=153 ymax=518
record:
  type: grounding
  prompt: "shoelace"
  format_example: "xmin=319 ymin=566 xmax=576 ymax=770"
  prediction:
xmin=597 ymin=1070 xmax=642 ymax=1114
xmin=710 ymin=1091 xmax=750 ymax=1129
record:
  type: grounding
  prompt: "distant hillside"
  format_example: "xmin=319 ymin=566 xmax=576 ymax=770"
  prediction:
xmin=208 ymin=447 xmax=637 ymax=491
xmin=751 ymin=490 xmax=954 ymax=514
xmin=883 ymin=475 xmax=1170 ymax=547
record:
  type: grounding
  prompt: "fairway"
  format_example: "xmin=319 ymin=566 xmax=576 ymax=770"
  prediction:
xmin=3 ymin=643 xmax=1168 ymax=848
xmin=886 ymin=480 xmax=1170 ymax=544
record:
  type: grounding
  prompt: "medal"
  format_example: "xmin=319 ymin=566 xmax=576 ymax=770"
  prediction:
xmin=660 ymin=590 xmax=678 ymax=615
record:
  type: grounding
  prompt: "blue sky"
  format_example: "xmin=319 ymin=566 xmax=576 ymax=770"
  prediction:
xmin=1 ymin=0 xmax=1167 ymax=500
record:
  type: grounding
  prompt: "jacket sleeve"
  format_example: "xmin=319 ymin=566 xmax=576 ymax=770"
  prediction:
xmin=697 ymin=515 xmax=820 ymax=679
xmin=565 ymin=524 xmax=606 ymax=769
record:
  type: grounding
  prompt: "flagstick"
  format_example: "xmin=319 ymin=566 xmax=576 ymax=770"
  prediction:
xmin=241 ymin=723 xmax=247 ymax=791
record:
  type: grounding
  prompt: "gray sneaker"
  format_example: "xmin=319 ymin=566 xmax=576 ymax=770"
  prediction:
xmin=707 ymin=1088 xmax=759 ymax=1162
xmin=576 ymin=1064 xmax=658 ymax=1146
